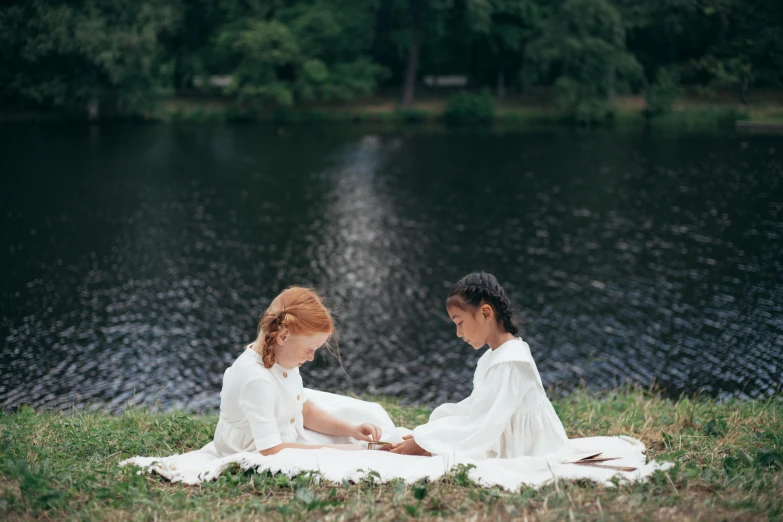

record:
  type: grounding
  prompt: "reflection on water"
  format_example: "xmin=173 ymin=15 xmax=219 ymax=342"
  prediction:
xmin=0 ymin=124 xmax=781 ymax=413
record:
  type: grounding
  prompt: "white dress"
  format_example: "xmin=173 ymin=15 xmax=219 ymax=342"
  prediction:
xmin=213 ymin=347 xmax=309 ymax=455
xmin=121 ymin=344 xmax=672 ymax=489
xmin=413 ymin=338 xmax=571 ymax=461
xmin=212 ymin=346 xmax=404 ymax=455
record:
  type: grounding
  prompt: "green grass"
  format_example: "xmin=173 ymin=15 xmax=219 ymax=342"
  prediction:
xmin=4 ymin=88 xmax=782 ymax=129
xmin=647 ymin=108 xmax=750 ymax=130
xmin=159 ymin=104 xmax=753 ymax=130
xmin=149 ymin=89 xmax=783 ymax=130
xmin=1 ymin=388 xmax=781 ymax=521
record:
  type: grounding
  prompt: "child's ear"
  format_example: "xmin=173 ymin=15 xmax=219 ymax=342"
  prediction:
xmin=277 ymin=327 xmax=289 ymax=344
xmin=481 ymin=304 xmax=493 ymax=321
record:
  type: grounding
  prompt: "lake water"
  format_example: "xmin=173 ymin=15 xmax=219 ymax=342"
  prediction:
xmin=1 ymin=123 xmax=781 ymax=413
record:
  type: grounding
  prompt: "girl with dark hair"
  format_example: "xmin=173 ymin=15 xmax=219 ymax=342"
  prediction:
xmin=389 ymin=272 xmax=571 ymax=459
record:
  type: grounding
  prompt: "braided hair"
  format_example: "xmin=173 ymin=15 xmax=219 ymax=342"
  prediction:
xmin=255 ymin=286 xmax=336 ymax=368
xmin=446 ymin=272 xmax=519 ymax=336
xmin=259 ymin=311 xmax=288 ymax=368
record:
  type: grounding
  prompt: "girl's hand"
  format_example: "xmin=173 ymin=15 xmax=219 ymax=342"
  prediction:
xmin=388 ymin=435 xmax=432 ymax=456
xmin=380 ymin=433 xmax=412 ymax=449
xmin=378 ymin=433 xmax=411 ymax=451
xmin=351 ymin=423 xmax=382 ymax=442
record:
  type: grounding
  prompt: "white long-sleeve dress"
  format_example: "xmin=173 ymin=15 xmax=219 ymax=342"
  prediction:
xmin=121 ymin=342 xmax=671 ymax=490
xmin=211 ymin=347 xmax=401 ymax=455
xmin=413 ymin=338 xmax=571 ymax=461
xmin=212 ymin=348 xmax=310 ymax=455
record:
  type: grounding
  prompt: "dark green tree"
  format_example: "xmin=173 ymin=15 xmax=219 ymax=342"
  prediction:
xmin=377 ymin=0 xmax=455 ymax=108
xmin=689 ymin=0 xmax=783 ymax=103
xmin=526 ymin=0 xmax=643 ymax=124
xmin=215 ymin=0 xmax=385 ymax=108
xmin=465 ymin=0 xmax=542 ymax=99
xmin=0 ymin=0 xmax=176 ymax=117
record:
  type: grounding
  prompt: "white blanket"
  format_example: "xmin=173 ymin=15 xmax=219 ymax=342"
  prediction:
xmin=120 ymin=389 xmax=672 ymax=491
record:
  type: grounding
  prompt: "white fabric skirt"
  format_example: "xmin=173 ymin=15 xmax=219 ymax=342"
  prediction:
xmin=120 ymin=389 xmax=672 ymax=490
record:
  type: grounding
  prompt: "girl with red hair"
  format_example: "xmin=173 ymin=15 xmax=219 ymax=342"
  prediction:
xmin=213 ymin=286 xmax=382 ymax=456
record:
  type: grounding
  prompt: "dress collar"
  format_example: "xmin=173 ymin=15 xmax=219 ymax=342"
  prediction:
xmin=270 ymin=363 xmax=297 ymax=376
xmin=479 ymin=338 xmax=544 ymax=388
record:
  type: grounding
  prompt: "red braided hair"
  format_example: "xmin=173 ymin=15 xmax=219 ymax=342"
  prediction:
xmin=255 ymin=287 xmax=335 ymax=368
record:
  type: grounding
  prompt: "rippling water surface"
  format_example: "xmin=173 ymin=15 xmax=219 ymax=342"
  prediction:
xmin=1 ymin=124 xmax=781 ymax=412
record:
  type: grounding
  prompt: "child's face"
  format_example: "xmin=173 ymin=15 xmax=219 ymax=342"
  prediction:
xmin=275 ymin=331 xmax=330 ymax=369
xmin=447 ymin=304 xmax=492 ymax=350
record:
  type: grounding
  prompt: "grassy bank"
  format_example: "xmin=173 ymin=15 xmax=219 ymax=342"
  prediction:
xmin=5 ymin=89 xmax=781 ymax=130
xmin=152 ymin=89 xmax=783 ymax=131
xmin=1 ymin=389 xmax=781 ymax=521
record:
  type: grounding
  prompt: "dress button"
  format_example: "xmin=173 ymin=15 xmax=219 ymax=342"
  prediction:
xmin=297 ymin=394 xmax=301 ymax=400
xmin=283 ymin=372 xmax=288 ymax=378
xmin=290 ymin=418 xmax=295 ymax=424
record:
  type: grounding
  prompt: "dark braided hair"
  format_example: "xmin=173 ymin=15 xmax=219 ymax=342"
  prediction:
xmin=446 ymin=272 xmax=519 ymax=335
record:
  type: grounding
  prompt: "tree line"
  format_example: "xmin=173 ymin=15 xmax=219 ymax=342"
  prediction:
xmin=1 ymin=0 xmax=781 ymax=120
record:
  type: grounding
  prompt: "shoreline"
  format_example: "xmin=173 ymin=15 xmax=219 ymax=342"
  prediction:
xmin=2 ymin=91 xmax=781 ymax=131
xmin=2 ymin=388 xmax=780 ymax=520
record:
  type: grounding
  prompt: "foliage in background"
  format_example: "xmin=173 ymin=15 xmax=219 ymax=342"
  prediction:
xmin=444 ymin=91 xmax=497 ymax=123
xmin=215 ymin=0 xmax=386 ymax=110
xmin=526 ymin=0 xmax=643 ymax=124
xmin=463 ymin=0 xmax=543 ymax=99
xmin=1 ymin=0 xmax=782 ymax=118
xmin=644 ymin=67 xmax=682 ymax=117
xmin=0 ymin=0 xmax=176 ymax=116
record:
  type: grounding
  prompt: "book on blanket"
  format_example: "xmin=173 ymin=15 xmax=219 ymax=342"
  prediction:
xmin=367 ymin=441 xmax=393 ymax=450
xmin=564 ymin=453 xmax=638 ymax=472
